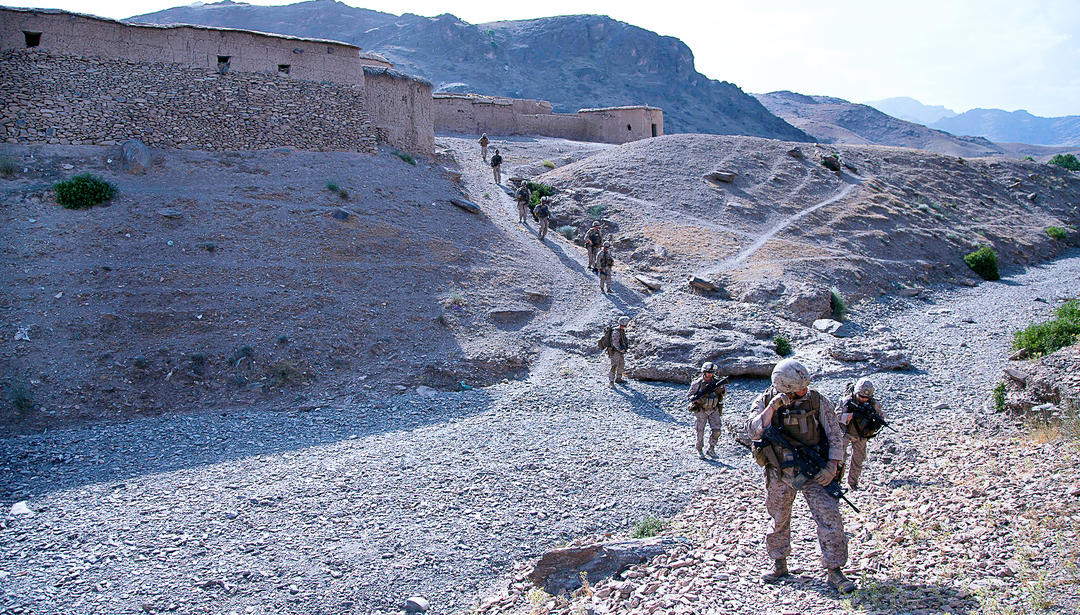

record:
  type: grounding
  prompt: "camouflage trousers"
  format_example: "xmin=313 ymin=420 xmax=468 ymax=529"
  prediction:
xmin=607 ymin=350 xmax=625 ymax=384
xmin=517 ymin=200 xmax=529 ymax=223
xmin=843 ymin=436 xmax=868 ymax=488
xmin=764 ymin=467 xmax=848 ymax=570
xmin=587 ymin=245 xmax=599 ymax=269
xmin=599 ymin=270 xmax=612 ymax=293
xmin=493 ymin=165 xmax=502 ymax=184
xmin=538 ymin=218 xmax=549 ymax=240
xmin=693 ymin=409 xmax=721 ymax=451
xmin=481 ymin=145 xmax=488 ymax=161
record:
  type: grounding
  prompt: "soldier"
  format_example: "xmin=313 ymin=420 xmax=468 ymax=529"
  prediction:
xmin=687 ymin=362 xmax=726 ymax=459
xmin=606 ymin=316 xmax=629 ymax=387
xmin=585 ymin=221 xmax=603 ymax=271
xmin=597 ymin=242 xmax=615 ymax=294
xmin=490 ymin=149 xmax=503 ymax=184
xmin=747 ymin=358 xmax=855 ymax=594
xmin=535 ymin=197 xmax=551 ymax=241
xmin=515 ymin=181 xmax=532 ymax=224
xmin=836 ymin=377 xmax=887 ymax=490
xmin=479 ymin=133 xmax=490 ymax=162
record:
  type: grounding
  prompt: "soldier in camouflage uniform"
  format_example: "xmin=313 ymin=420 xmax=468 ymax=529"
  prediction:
xmin=479 ymin=133 xmax=490 ymax=162
xmin=535 ymin=197 xmax=551 ymax=241
xmin=836 ymin=377 xmax=887 ymax=490
xmin=747 ymin=358 xmax=855 ymax=594
xmin=687 ymin=362 xmax=725 ymax=459
xmin=607 ymin=316 xmax=629 ymax=387
xmin=585 ymin=221 xmax=603 ymax=271
xmin=597 ymin=242 xmax=614 ymax=294
xmin=490 ymin=149 xmax=503 ymax=184
xmin=515 ymin=181 xmax=532 ymax=224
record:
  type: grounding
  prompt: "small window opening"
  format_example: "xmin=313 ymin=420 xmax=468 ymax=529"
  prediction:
xmin=217 ymin=55 xmax=231 ymax=74
xmin=23 ymin=31 xmax=41 ymax=48
xmin=651 ymin=123 xmax=658 ymax=137
xmin=326 ymin=46 xmax=335 ymax=54
xmin=627 ymin=124 xmax=632 ymax=131
xmin=278 ymin=64 xmax=290 ymax=74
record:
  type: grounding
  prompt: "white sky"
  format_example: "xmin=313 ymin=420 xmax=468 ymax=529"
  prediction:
xmin=8 ymin=0 xmax=1080 ymax=117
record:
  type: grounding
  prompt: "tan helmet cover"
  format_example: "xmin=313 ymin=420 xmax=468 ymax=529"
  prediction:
xmin=854 ymin=377 xmax=874 ymax=397
xmin=701 ymin=361 xmax=717 ymax=373
xmin=771 ymin=358 xmax=810 ymax=393
xmin=618 ymin=316 xmax=630 ymax=326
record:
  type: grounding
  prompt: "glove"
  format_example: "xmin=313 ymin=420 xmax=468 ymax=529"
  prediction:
xmin=768 ymin=392 xmax=793 ymax=410
xmin=815 ymin=460 xmax=839 ymax=486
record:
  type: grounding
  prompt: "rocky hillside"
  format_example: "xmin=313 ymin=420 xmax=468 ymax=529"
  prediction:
xmin=866 ymin=96 xmax=959 ymax=125
xmin=754 ymin=91 xmax=1003 ymax=156
xmin=932 ymin=108 xmax=1080 ymax=147
xmin=127 ymin=0 xmax=811 ymax=140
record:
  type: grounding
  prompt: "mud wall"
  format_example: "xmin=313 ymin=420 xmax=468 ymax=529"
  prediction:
xmin=363 ymin=67 xmax=434 ymax=154
xmin=580 ymin=106 xmax=664 ymax=144
xmin=1 ymin=49 xmax=377 ymax=152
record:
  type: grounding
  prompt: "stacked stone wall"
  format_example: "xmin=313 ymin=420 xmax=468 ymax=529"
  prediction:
xmin=1 ymin=49 xmax=377 ymax=152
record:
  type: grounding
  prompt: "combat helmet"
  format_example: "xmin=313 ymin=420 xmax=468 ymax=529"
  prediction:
xmin=618 ymin=316 xmax=630 ymax=326
xmin=854 ymin=377 xmax=874 ymax=398
xmin=771 ymin=358 xmax=810 ymax=393
xmin=701 ymin=361 xmax=717 ymax=373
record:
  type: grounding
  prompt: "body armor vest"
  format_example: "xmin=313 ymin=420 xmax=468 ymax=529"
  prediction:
xmin=755 ymin=386 xmax=829 ymax=479
xmin=690 ymin=377 xmax=723 ymax=411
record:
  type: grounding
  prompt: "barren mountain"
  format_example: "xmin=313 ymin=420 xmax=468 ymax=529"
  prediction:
xmin=754 ymin=91 xmax=1002 ymax=156
xmin=127 ymin=0 xmax=811 ymax=140
xmin=932 ymin=108 xmax=1080 ymax=147
xmin=865 ymin=96 xmax=958 ymax=125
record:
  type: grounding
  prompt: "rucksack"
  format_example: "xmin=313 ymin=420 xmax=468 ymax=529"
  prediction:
xmin=491 ymin=155 xmax=502 ymax=167
xmin=598 ymin=325 xmax=612 ymax=350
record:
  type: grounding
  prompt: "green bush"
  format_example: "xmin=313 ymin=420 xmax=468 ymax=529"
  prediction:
xmin=830 ymin=288 xmax=846 ymax=320
xmin=556 ymin=225 xmax=575 ymax=240
xmin=54 ymin=173 xmax=117 ymax=209
xmin=1048 ymin=153 xmax=1080 ymax=171
xmin=326 ymin=181 xmax=339 ymax=193
xmin=6 ymin=383 xmax=34 ymax=416
xmin=992 ymin=382 xmax=1006 ymax=413
xmin=963 ymin=246 xmax=1000 ymax=281
xmin=526 ymin=181 xmax=554 ymax=206
xmin=395 ymin=151 xmax=417 ymax=166
xmin=587 ymin=204 xmax=605 ymax=220
xmin=1047 ymin=226 xmax=1068 ymax=240
xmin=631 ymin=515 xmax=664 ymax=539
xmin=542 ymin=160 xmax=556 ymax=169
xmin=0 ymin=156 xmax=17 ymax=179
xmin=1023 ymin=156 xmax=1036 ymax=162
xmin=1012 ymin=300 xmax=1080 ymax=357
xmin=774 ymin=335 xmax=792 ymax=357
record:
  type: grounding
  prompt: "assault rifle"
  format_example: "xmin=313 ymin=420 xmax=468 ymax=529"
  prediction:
xmin=687 ymin=376 xmax=729 ymax=403
xmin=759 ymin=426 xmax=859 ymax=513
xmin=848 ymin=400 xmax=896 ymax=436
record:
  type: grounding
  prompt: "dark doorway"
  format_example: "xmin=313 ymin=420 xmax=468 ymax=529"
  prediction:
xmin=23 ymin=31 xmax=41 ymax=47
xmin=217 ymin=55 xmax=231 ymax=74
xmin=278 ymin=64 xmax=290 ymax=74
xmin=651 ymin=123 xmax=657 ymax=137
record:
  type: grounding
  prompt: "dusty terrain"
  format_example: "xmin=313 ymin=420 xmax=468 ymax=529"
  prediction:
xmin=2 ymin=134 xmax=1080 ymax=615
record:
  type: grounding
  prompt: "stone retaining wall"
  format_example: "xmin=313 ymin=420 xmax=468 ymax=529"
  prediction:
xmin=1 ymin=49 xmax=377 ymax=152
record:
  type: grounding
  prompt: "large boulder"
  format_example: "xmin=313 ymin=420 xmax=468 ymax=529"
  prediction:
xmin=827 ymin=335 xmax=911 ymax=371
xmin=527 ymin=537 xmax=688 ymax=596
xmin=784 ymin=285 xmax=833 ymax=325
xmin=120 ymin=139 xmax=151 ymax=174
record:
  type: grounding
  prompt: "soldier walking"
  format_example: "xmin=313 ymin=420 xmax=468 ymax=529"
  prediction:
xmin=585 ymin=221 xmax=603 ymax=271
xmin=479 ymin=133 xmax=490 ymax=162
xmin=515 ymin=181 xmax=532 ymax=224
xmin=747 ymin=359 xmax=855 ymax=594
xmin=490 ymin=149 xmax=503 ymax=184
xmin=597 ymin=242 xmax=615 ymax=293
xmin=535 ymin=197 xmax=551 ymax=241
xmin=605 ymin=316 xmax=629 ymax=387
xmin=687 ymin=362 xmax=726 ymax=459
xmin=836 ymin=377 xmax=887 ymax=490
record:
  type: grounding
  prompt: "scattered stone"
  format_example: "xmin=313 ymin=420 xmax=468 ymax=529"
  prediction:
xmin=331 ymin=208 xmax=350 ymax=221
xmin=898 ymin=287 xmax=922 ymax=297
xmin=524 ymin=290 xmax=550 ymax=303
xmin=828 ymin=336 xmax=911 ymax=370
xmin=705 ymin=170 xmax=736 ymax=183
xmin=10 ymin=501 xmax=33 ymax=517
xmin=488 ymin=309 xmax=535 ymax=324
xmin=784 ymin=285 xmax=832 ymax=325
xmin=1003 ymin=367 xmax=1028 ymax=383
xmin=786 ymin=147 xmax=803 ymax=158
xmin=450 ymin=198 xmax=481 ymax=214
xmin=416 ymin=385 xmax=437 ymax=398
xmin=634 ymin=274 xmax=662 ymax=291
xmin=393 ymin=385 xmax=407 ymax=392
xmin=933 ymin=402 xmax=950 ymax=410
xmin=1027 ymin=192 xmax=1038 ymax=201
xmin=687 ymin=275 xmax=719 ymax=293
xmin=527 ymin=537 xmax=688 ymax=596
xmin=157 ymin=208 xmax=183 ymax=219
xmin=120 ymin=139 xmax=151 ymax=174
xmin=821 ymin=155 xmax=841 ymax=172
xmin=813 ymin=319 xmax=843 ymax=335
xmin=404 ymin=596 xmax=430 ymax=613
xmin=61 ymin=163 xmax=74 ymax=170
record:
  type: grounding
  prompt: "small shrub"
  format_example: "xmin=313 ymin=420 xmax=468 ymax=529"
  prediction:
xmin=992 ymin=381 xmax=1006 ymax=413
xmin=1012 ymin=299 xmax=1080 ymax=357
xmin=1046 ymin=226 xmax=1068 ymax=240
xmin=7 ymin=383 xmax=34 ymax=416
xmin=526 ymin=181 xmax=554 ymax=206
xmin=0 ymin=156 xmax=17 ymax=179
xmin=54 ymin=173 xmax=117 ymax=209
xmin=265 ymin=360 xmax=310 ymax=386
xmin=446 ymin=290 xmax=466 ymax=309
xmin=1048 ymin=153 xmax=1080 ymax=171
xmin=631 ymin=515 xmax=664 ymax=539
xmin=198 ymin=242 xmax=217 ymax=253
xmin=963 ymin=246 xmax=1000 ymax=281
xmin=189 ymin=352 xmax=208 ymax=377
xmin=587 ymin=204 xmax=605 ymax=220
xmin=326 ymin=181 xmax=340 ymax=193
xmin=774 ymin=335 xmax=792 ymax=357
xmin=276 ymin=335 xmax=289 ymax=345
xmin=541 ymin=160 xmax=556 ymax=169
xmin=830 ymin=288 xmax=846 ymax=321
xmin=557 ymin=225 xmax=575 ymax=240
xmin=228 ymin=345 xmax=254 ymax=365
xmin=395 ymin=151 xmax=417 ymax=166
xmin=1023 ymin=156 xmax=1036 ymax=162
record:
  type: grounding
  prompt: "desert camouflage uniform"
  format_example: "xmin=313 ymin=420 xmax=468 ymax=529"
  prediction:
xmin=491 ymin=152 xmax=503 ymax=184
xmin=836 ymin=394 xmax=886 ymax=488
xmin=748 ymin=386 xmax=848 ymax=570
xmin=479 ymin=134 xmax=489 ymax=162
xmin=597 ymin=246 xmax=614 ymax=293
xmin=585 ymin=226 xmax=602 ymax=270
xmin=687 ymin=375 xmax=725 ymax=455
xmin=515 ymin=184 xmax=532 ymax=224
xmin=607 ymin=325 xmax=628 ymax=385
xmin=535 ymin=201 xmax=551 ymax=240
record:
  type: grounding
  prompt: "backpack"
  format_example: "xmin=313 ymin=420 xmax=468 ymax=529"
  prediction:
xmin=491 ymin=154 xmax=502 ymax=167
xmin=599 ymin=250 xmax=614 ymax=269
xmin=597 ymin=325 xmax=612 ymax=350
xmin=516 ymin=185 xmax=530 ymax=201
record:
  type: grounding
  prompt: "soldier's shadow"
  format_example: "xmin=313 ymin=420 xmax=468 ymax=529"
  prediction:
xmin=611 ymin=385 xmax=678 ymax=424
xmin=782 ymin=573 xmax=978 ymax=613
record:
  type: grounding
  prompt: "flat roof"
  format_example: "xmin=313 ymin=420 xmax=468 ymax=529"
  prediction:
xmin=578 ymin=105 xmax=662 ymax=113
xmin=1 ymin=5 xmax=362 ymax=51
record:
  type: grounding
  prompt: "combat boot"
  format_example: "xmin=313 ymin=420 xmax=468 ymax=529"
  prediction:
xmin=762 ymin=558 xmax=788 ymax=583
xmin=706 ymin=446 xmax=716 ymax=458
xmin=827 ymin=568 xmax=855 ymax=594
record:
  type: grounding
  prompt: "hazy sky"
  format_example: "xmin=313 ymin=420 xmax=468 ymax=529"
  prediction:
xmin=8 ymin=0 xmax=1080 ymax=116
